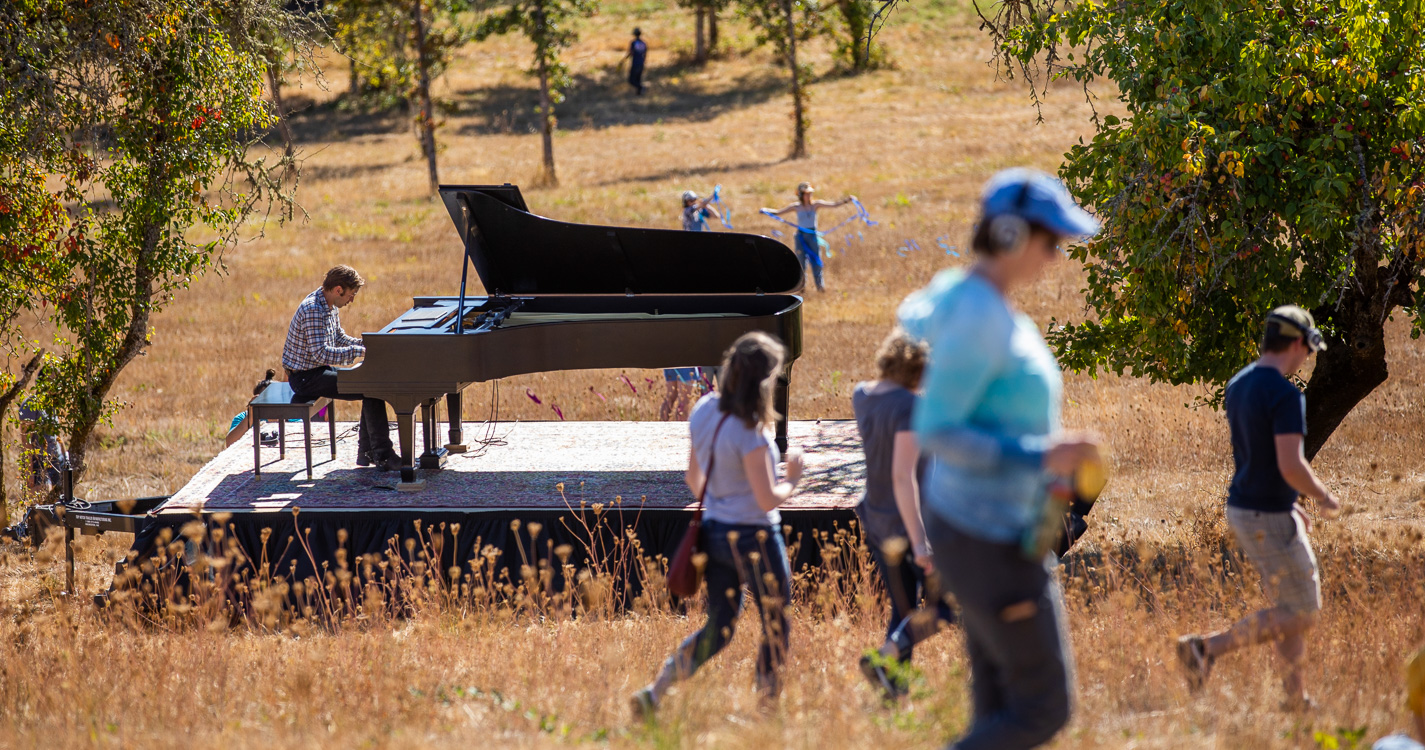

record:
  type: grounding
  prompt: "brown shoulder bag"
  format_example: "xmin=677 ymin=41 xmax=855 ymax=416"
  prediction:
xmin=667 ymin=413 xmax=730 ymax=599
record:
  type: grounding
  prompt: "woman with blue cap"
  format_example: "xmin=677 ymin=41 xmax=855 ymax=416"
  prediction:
xmin=896 ymin=167 xmax=1102 ymax=749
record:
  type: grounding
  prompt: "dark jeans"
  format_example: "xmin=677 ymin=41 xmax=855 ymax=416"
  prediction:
xmin=665 ymin=519 xmax=792 ymax=694
xmin=928 ymin=511 xmax=1073 ymax=750
xmin=628 ymin=62 xmax=645 ymax=93
xmin=287 ymin=366 xmax=395 ymax=459
xmin=867 ymin=537 xmax=956 ymax=662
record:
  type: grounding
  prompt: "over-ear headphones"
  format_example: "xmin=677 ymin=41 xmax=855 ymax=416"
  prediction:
xmin=986 ymin=181 xmax=1033 ymax=254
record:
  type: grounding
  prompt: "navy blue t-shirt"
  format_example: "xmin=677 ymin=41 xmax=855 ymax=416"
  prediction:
xmin=1224 ymin=363 xmax=1306 ymax=512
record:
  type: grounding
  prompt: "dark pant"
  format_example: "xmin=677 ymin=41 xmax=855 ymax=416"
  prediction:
xmin=928 ymin=512 xmax=1073 ymax=750
xmin=288 ymin=366 xmax=395 ymax=459
xmin=628 ymin=62 xmax=645 ymax=93
xmin=867 ymin=538 xmax=956 ymax=662
xmin=665 ymin=519 xmax=792 ymax=694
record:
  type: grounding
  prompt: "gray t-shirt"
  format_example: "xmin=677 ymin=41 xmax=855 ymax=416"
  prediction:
xmin=852 ymin=382 xmax=916 ymax=545
xmin=689 ymin=393 xmax=781 ymax=526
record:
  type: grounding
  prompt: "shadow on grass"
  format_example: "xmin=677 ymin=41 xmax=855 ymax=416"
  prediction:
xmin=452 ymin=62 xmax=788 ymax=136
xmin=279 ymin=93 xmax=410 ymax=144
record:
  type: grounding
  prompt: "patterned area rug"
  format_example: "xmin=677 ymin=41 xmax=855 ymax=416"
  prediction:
xmin=157 ymin=420 xmax=866 ymax=513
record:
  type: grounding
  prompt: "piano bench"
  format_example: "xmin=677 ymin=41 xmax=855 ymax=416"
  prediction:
xmin=249 ymin=382 xmax=336 ymax=480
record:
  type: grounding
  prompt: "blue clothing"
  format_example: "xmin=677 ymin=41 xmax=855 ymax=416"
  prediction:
xmin=1224 ymin=363 xmax=1306 ymax=513
xmin=682 ymin=205 xmax=712 ymax=232
xmin=897 ymin=268 xmax=1061 ymax=544
xmin=689 ymin=393 xmax=782 ymax=526
xmin=664 ymin=366 xmax=702 ymax=383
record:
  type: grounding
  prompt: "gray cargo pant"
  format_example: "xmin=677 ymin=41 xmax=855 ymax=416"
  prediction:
xmin=928 ymin=511 xmax=1074 ymax=750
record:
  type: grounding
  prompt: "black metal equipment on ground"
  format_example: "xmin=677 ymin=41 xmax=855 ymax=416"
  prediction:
xmin=337 ymin=184 xmax=806 ymax=489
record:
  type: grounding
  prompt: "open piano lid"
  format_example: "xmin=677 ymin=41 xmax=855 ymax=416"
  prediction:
xmin=439 ymin=185 xmax=804 ymax=296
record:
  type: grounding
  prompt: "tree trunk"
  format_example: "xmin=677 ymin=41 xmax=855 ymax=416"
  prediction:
xmin=784 ymin=0 xmax=807 ymax=159
xmin=694 ymin=7 xmax=707 ymax=65
xmin=535 ymin=28 xmax=558 ymax=186
xmin=412 ymin=0 xmax=440 ymax=194
xmin=0 ymin=351 xmax=46 ymax=527
xmin=709 ymin=8 xmax=719 ymax=53
xmin=1303 ymin=276 xmax=1397 ymax=459
xmin=348 ymin=46 xmax=360 ymax=98
xmin=265 ymin=59 xmax=296 ymax=163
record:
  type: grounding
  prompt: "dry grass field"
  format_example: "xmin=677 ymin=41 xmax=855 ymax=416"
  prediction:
xmin=2 ymin=1 xmax=1424 ymax=747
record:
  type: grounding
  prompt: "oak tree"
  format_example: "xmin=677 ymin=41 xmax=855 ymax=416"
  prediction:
xmin=983 ymin=0 xmax=1425 ymax=457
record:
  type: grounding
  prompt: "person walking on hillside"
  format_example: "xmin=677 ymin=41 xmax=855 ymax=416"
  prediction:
xmin=282 ymin=265 xmax=400 ymax=471
xmin=621 ymin=28 xmax=648 ymax=95
xmin=680 ymin=189 xmax=720 ymax=232
xmin=853 ymin=329 xmax=957 ymax=700
xmin=762 ymin=182 xmax=856 ymax=292
xmin=631 ymin=331 xmax=805 ymax=717
xmin=1176 ymin=305 xmax=1341 ymax=710
xmin=897 ymin=168 xmax=1102 ymax=749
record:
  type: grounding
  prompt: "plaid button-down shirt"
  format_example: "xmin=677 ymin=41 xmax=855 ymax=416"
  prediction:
xmin=282 ymin=289 xmax=365 ymax=371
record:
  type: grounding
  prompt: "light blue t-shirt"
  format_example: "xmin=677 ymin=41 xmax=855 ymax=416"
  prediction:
xmin=897 ymin=268 xmax=1062 ymax=544
xmin=689 ymin=393 xmax=781 ymax=527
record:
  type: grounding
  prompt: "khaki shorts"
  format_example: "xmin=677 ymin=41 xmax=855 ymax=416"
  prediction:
xmin=1226 ymin=506 xmax=1322 ymax=615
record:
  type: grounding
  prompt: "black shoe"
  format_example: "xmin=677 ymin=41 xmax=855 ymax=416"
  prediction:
xmin=373 ymin=452 xmax=402 ymax=472
xmin=355 ymin=450 xmax=372 ymax=467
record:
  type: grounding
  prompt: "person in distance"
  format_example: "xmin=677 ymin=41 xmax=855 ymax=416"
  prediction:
xmin=896 ymin=167 xmax=1102 ymax=749
xmin=631 ymin=331 xmax=804 ymax=717
xmin=762 ymin=182 xmax=856 ymax=293
xmin=1176 ymin=305 xmax=1342 ymax=710
xmin=281 ymin=265 xmax=400 ymax=470
xmin=679 ymin=189 xmax=720 ymax=232
xmin=854 ymin=328 xmax=956 ymax=700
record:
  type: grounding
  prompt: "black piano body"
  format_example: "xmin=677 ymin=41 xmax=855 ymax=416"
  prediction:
xmin=338 ymin=185 xmax=805 ymax=488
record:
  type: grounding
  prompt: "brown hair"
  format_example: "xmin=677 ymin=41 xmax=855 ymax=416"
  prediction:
xmin=717 ymin=331 xmax=786 ymax=429
xmin=322 ymin=265 xmax=364 ymax=292
xmin=875 ymin=329 xmax=928 ymax=389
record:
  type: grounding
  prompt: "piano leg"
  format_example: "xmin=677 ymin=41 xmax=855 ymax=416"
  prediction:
xmin=419 ymin=398 xmax=449 ymax=470
xmin=395 ymin=408 xmax=424 ymax=491
xmin=774 ymin=369 xmax=792 ymax=455
xmin=444 ymin=391 xmax=467 ymax=453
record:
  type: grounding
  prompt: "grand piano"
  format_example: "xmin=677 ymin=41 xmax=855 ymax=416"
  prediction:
xmin=338 ymin=185 xmax=805 ymax=488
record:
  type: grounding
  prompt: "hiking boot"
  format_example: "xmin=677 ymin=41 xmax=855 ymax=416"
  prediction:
xmin=1175 ymin=635 xmax=1214 ymax=692
xmin=860 ymin=652 xmax=908 ymax=701
xmin=630 ymin=688 xmax=657 ymax=721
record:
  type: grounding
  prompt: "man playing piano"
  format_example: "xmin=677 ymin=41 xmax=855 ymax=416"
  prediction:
xmin=282 ymin=265 xmax=400 ymax=471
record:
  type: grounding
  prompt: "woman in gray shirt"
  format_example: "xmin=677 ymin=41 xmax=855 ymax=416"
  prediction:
xmin=631 ymin=332 xmax=805 ymax=717
xmin=855 ymin=330 xmax=956 ymax=699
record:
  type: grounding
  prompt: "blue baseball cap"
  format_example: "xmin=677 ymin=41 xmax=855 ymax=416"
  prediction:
xmin=981 ymin=168 xmax=1100 ymax=239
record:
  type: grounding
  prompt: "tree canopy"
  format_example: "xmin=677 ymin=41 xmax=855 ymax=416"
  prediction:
xmin=984 ymin=0 xmax=1425 ymax=456
xmin=0 ymin=0 xmax=306 ymax=493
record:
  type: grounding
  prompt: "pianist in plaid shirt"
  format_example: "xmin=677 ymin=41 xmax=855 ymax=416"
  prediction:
xmin=281 ymin=265 xmax=399 ymax=470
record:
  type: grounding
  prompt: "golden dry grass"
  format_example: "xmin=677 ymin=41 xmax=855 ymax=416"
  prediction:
xmin=2 ymin=1 xmax=1424 ymax=747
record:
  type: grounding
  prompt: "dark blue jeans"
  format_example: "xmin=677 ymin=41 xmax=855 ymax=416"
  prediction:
xmin=928 ymin=512 xmax=1073 ymax=750
xmin=288 ymin=366 xmax=394 ymax=459
xmin=867 ymin=537 xmax=956 ymax=662
xmin=666 ymin=519 xmax=792 ymax=694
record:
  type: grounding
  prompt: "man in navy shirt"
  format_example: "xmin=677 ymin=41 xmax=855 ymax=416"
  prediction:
xmin=1176 ymin=305 xmax=1341 ymax=710
xmin=621 ymin=28 xmax=648 ymax=95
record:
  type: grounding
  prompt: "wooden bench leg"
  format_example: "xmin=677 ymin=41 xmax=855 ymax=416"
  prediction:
xmin=278 ymin=419 xmax=286 ymax=459
xmin=253 ymin=410 xmax=262 ymax=477
xmin=328 ymin=401 xmax=337 ymax=460
xmin=303 ymin=413 xmax=313 ymax=480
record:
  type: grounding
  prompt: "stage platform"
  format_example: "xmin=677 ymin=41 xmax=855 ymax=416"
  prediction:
xmin=118 ymin=420 xmax=867 ymax=601
xmin=156 ymin=420 xmax=865 ymax=514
